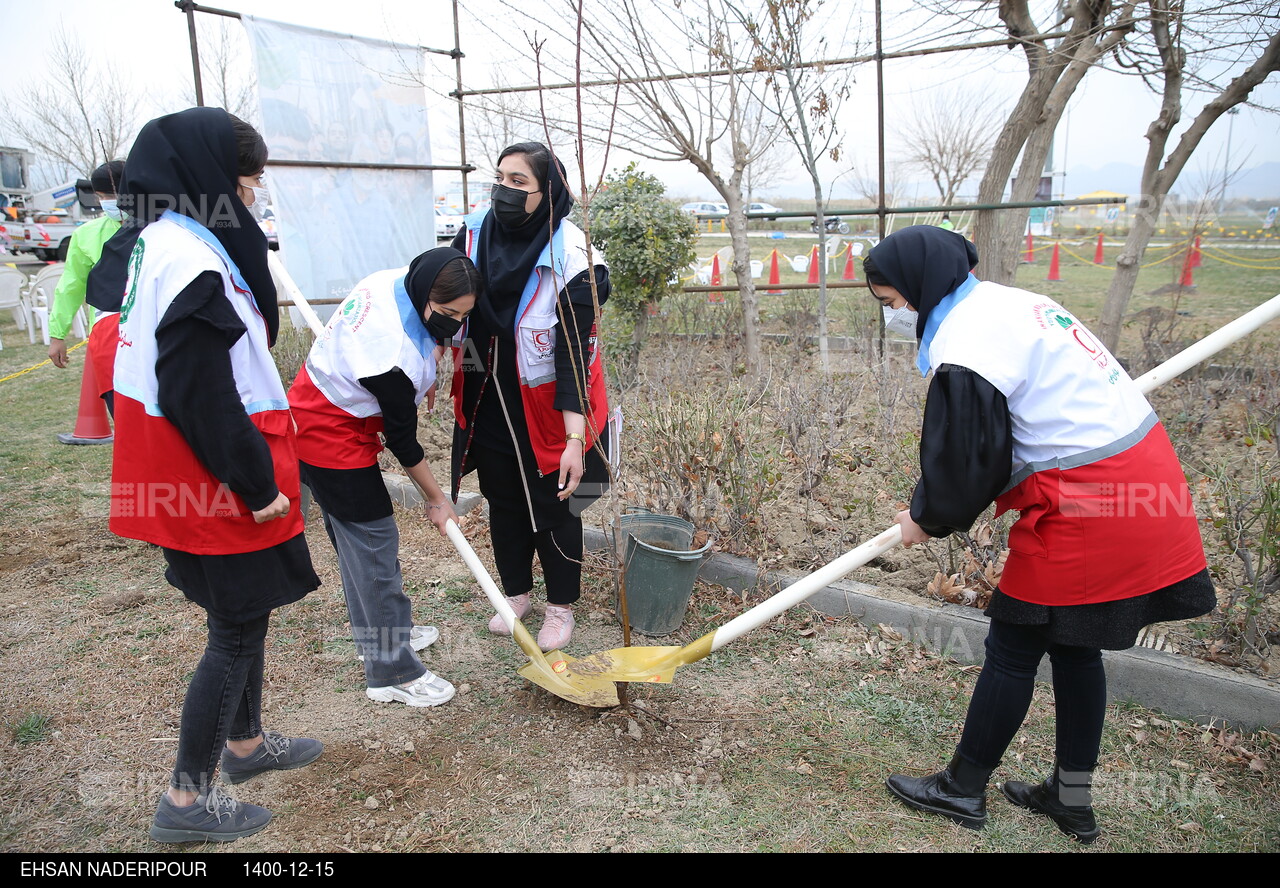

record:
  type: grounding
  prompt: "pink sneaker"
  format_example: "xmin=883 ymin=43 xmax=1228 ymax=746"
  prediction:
xmin=537 ymin=605 xmax=575 ymax=652
xmin=488 ymin=593 xmax=531 ymax=635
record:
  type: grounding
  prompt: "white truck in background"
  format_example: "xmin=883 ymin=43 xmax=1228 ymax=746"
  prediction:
xmin=1 ymin=145 xmax=104 ymax=261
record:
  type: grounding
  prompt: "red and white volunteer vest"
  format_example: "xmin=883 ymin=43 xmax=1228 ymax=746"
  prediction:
xmin=289 ymin=267 xmax=437 ymax=469
xmin=454 ymin=213 xmax=609 ymax=476
xmin=110 ymin=212 xmax=302 ymax=554
xmin=926 ymin=282 xmax=1205 ymax=605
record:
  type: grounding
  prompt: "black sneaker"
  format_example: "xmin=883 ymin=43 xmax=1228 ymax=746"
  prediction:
xmin=220 ymin=730 xmax=324 ymax=785
xmin=149 ymin=786 xmax=272 ymax=843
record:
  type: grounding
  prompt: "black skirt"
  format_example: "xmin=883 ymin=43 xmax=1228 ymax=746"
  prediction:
xmin=162 ymin=532 xmax=320 ymax=623
xmin=984 ymin=568 xmax=1216 ymax=650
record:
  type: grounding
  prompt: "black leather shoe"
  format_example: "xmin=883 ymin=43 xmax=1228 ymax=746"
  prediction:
xmin=1001 ymin=769 xmax=1100 ymax=844
xmin=886 ymin=753 xmax=993 ymax=830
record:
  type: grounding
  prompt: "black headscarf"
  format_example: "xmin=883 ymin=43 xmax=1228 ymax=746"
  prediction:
xmin=86 ymin=107 xmax=278 ymax=343
xmin=865 ymin=225 xmax=979 ymax=337
xmin=474 ymin=145 xmax=574 ymax=337
xmin=404 ymin=246 xmax=467 ymax=322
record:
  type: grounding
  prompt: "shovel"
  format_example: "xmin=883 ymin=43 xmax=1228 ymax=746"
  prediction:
xmin=565 ymin=291 xmax=1280 ymax=686
xmin=445 ymin=520 xmax=620 ymax=708
xmin=270 ymin=253 xmax=618 ymax=707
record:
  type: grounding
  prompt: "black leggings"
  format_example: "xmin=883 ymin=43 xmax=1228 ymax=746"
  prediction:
xmin=170 ymin=611 xmax=269 ymax=793
xmin=956 ymin=618 xmax=1106 ymax=775
xmin=472 ymin=445 xmax=583 ymax=605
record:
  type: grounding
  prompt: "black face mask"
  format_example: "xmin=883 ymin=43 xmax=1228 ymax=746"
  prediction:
xmin=425 ymin=311 xmax=463 ymax=345
xmin=491 ymin=182 xmax=539 ymax=228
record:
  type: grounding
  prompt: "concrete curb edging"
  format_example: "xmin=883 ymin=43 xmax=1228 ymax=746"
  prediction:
xmin=583 ymin=528 xmax=1280 ymax=732
xmin=382 ymin=470 xmax=1278 ymax=731
xmin=383 ymin=473 xmax=485 ymax=517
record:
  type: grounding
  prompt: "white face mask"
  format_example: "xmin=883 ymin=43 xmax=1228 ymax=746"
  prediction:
xmin=99 ymin=198 xmax=123 ymax=221
xmin=882 ymin=304 xmax=918 ymax=338
xmin=242 ymin=185 xmax=271 ymax=220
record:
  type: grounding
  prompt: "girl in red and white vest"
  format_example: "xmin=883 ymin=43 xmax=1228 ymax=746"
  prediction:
xmin=866 ymin=226 xmax=1213 ymax=843
xmin=91 ymin=108 xmax=321 ymax=844
xmin=290 ymin=248 xmax=478 ymax=708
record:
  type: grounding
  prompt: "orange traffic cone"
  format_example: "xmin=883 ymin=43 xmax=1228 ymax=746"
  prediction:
xmin=1179 ymin=251 xmax=1195 ymax=288
xmin=1024 ymin=232 xmax=1035 ymax=263
xmin=1047 ymin=243 xmax=1062 ymax=281
xmin=709 ymin=253 xmax=725 ymax=304
xmin=806 ymin=245 xmax=820 ymax=284
xmin=1190 ymin=235 xmax=1202 ymax=268
xmin=767 ymin=249 xmax=782 ymax=295
xmin=1093 ymin=232 xmax=1105 ymax=264
xmin=842 ymin=244 xmax=857 ymax=281
xmin=57 ymin=353 xmax=113 ymax=445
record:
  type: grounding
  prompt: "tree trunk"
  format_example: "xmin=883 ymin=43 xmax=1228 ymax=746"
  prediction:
xmin=722 ymin=192 xmax=760 ymax=375
xmin=971 ymin=1 xmax=1137 ymax=282
xmin=1097 ymin=21 xmax=1280 ymax=353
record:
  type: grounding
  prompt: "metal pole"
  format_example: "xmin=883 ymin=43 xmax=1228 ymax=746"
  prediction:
xmin=874 ymin=0 xmax=886 ymax=241
xmin=874 ymin=0 xmax=886 ymax=361
xmin=453 ymin=0 xmax=469 ymax=211
xmin=179 ymin=0 xmax=204 ymax=106
xmin=1221 ymin=107 xmax=1239 ymax=216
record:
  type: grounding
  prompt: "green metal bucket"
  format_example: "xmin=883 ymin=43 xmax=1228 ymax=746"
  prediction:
xmin=613 ymin=512 xmax=713 ymax=636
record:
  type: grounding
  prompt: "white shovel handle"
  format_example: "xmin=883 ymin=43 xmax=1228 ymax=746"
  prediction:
xmin=705 ymin=292 xmax=1280 ymax=656
xmin=444 ymin=519 xmax=518 ymax=634
xmin=1133 ymin=292 xmax=1280 ymax=394
xmin=267 ymin=250 xmax=326 ymax=337
xmin=710 ymin=525 xmax=903 ymax=652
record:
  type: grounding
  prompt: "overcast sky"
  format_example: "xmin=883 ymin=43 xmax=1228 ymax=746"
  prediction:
xmin=4 ymin=0 xmax=1278 ymax=201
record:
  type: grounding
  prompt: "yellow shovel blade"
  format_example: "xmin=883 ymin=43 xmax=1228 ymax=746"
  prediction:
xmin=510 ymin=621 xmax=620 ymax=708
xmin=564 ymin=635 xmax=715 ymax=684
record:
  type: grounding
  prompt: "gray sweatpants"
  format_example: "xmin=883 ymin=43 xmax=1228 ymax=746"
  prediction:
xmin=320 ymin=510 xmax=426 ymax=688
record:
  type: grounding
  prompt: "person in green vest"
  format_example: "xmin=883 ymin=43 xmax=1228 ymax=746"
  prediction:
xmin=938 ymin=213 xmax=955 ymax=231
xmin=47 ymin=161 xmax=126 ymax=413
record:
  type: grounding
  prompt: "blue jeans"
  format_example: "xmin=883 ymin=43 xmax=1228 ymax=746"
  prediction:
xmin=321 ymin=510 xmax=426 ymax=688
xmin=171 ymin=612 xmax=268 ymax=793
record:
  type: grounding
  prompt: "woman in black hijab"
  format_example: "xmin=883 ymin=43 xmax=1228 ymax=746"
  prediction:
xmin=864 ymin=225 xmax=1212 ymax=843
xmin=449 ymin=142 xmax=611 ymax=654
xmin=95 ymin=108 xmax=322 ymax=843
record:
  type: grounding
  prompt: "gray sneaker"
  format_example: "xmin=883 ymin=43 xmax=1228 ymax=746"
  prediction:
xmin=220 ymin=730 xmax=324 ymax=785
xmin=149 ymin=786 xmax=272 ymax=843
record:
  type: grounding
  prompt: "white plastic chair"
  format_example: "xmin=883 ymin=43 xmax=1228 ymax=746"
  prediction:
xmin=824 ymin=236 xmax=843 ymax=274
xmin=23 ymin=262 xmax=66 ymax=345
xmin=0 ymin=266 xmax=32 ymax=350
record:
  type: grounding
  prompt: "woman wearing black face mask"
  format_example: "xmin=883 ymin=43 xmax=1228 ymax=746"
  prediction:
xmin=288 ymin=247 xmax=480 ymax=707
xmin=449 ymin=141 xmax=611 ymax=654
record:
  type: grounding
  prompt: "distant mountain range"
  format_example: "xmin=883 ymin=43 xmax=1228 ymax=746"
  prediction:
xmin=1060 ymin=161 xmax=1280 ymax=201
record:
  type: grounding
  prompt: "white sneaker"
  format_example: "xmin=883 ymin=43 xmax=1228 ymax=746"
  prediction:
xmin=488 ymin=593 xmax=531 ymax=636
xmin=537 ymin=605 xmax=575 ymax=652
xmin=357 ymin=625 xmax=439 ymax=662
xmin=366 ymin=670 xmax=456 ymax=707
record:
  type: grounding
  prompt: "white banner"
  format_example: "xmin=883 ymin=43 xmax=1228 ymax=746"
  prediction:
xmin=243 ymin=16 xmax=434 ymax=312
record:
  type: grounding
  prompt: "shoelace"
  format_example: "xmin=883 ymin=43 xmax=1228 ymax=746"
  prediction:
xmin=261 ymin=730 xmax=291 ymax=758
xmin=410 ymin=673 xmax=441 ymax=692
xmin=203 ymin=786 xmax=239 ymax=822
xmin=544 ymin=608 xmax=572 ymax=632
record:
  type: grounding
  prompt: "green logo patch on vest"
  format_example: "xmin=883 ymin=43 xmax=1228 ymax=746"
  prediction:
xmin=120 ymin=237 xmax=145 ymax=322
